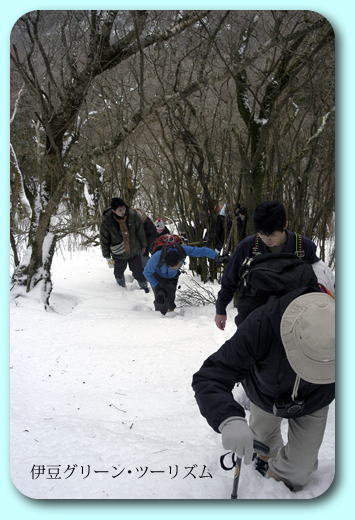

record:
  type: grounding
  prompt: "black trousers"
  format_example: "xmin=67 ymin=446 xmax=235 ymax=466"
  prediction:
xmin=113 ymin=253 xmax=146 ymax=283
xmin=152 ymin=273 xmax=180 ymax=315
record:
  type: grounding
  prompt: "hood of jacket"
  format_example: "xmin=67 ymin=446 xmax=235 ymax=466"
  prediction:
xmin=134 ymin=208 xmax=147 ymax=223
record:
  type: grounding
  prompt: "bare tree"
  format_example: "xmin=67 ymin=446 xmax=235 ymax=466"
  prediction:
xmin=201 ymin=11 xmax=335 ymax=236
xmin=131 ymin=11 xmax=335 ymax=257
xmin=10 ymin=10 xmax=229 ymax=305
xmin=10 ymin=10 xmax=335 ymax=307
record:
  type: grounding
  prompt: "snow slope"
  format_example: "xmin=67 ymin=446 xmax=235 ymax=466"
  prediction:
xmin=10 ymin=249 xmax=335 ymax=500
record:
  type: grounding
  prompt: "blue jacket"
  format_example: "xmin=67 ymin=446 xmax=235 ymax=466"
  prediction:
xmin=215 ymin=230 xmax=319 ymax=315
xmin=143 ymin=245 xmax=217 ymax=287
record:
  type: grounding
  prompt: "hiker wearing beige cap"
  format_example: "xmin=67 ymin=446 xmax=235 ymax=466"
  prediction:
xmin=192 ymin=288 xmax=335 ymax=492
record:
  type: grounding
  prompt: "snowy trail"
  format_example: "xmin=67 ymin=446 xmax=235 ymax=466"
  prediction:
xmin=10 ymin=250 xmax=335 ymax=499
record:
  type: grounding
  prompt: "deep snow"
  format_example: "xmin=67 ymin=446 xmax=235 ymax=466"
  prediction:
xmin=10 ymin=248 xmax=335 ymax=500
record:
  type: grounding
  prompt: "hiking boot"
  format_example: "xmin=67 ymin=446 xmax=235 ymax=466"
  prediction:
xmin=268 ymin=468 xmax=300 ymax=492
xmin=115 ymin=276 xmax=126 ymax=288
xmin=253 ymin=454 xmax=269 ymax=477
xmin=253 ymin=452 xmax=276 ymax=477
xmin=139 ymin=281 xmax=149 ymax=293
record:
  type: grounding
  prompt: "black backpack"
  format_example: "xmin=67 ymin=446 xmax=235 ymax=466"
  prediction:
xmin=235 ymin=252 xmax=319 ymax=326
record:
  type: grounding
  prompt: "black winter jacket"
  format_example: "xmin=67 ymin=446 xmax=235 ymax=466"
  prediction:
xmin=215 ymin=230 xmax=319 ymax=315
xmin=157 ymin=226 xmax=171 ymax=236
xmin=100 ymin=207 xmax=147 ymax=260
xmin=134 ymin=208 xmax=158 ymax=255
xmin=192 ymin=287 xmax=335 ymax=433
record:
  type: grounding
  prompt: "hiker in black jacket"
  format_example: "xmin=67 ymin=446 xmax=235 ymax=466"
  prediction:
xmin=215 ymin=201 xmax=320 ymax=330
xmin=192 ymin=288 xmax=335 ymax=492
xmin=134 ymin=208 xmax=157 ymax=268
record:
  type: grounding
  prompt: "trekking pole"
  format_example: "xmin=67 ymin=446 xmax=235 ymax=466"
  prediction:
xmin=231 ymin=454 xmax=242 ymax=499
xmin=220 ymin=440 xmax=270 ymax=499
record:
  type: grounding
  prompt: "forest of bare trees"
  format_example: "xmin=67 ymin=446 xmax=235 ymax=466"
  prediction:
xmin=10 ymin=10 xmax=335 ymax=306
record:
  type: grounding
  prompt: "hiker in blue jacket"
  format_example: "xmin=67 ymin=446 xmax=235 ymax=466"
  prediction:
xmin=215 ymin=201 xmax=320 ymax=330
xmin=144 ymin=244 xmax=229 ymax=315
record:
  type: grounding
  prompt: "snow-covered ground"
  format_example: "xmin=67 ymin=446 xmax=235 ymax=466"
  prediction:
xmin=10 ymin=248 xmax=335 ymax=500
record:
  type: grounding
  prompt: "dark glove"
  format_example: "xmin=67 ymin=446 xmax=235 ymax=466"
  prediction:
xmin=154 ymin=284 xmax=165 ymax=304
xmin=153 ymin=283 xmax=162 ymax=294
xmin=156 ymin=293 xmax=165 ymax=304
xmin=215 ymin=254 xmax=230 ymax=263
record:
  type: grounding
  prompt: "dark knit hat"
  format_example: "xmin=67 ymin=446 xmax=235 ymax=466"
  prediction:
xmin=111 ymin=197 xmax=126 ymax=210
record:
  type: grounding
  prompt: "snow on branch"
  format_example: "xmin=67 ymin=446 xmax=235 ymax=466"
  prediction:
xmin=10 ymin=84 xmax=24 ymax=124
xmin=10 ymin=143 xmax=32 ymax=220
xmin=306 ymin=107 xmax=335 ymax=145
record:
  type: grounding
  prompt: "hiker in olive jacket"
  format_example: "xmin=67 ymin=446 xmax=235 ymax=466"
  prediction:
xmin=100 ymin=197 xmax=149 ymax=291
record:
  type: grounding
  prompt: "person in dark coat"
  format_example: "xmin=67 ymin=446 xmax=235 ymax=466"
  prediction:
xmin=177 ymin=222 xmax=188 ymax=243
xmin=154 ymin=218 xmax=171 ymax=236
xmin=236 ymin=206 xmax=246 ymax=237
xmin=134 ymin=208 xmax=158 ymax=268
xmin=192 ymin=288 xmax=335 ymax=492
xmin=100 ymin=197 xmax=149 ymax=292
xmin=215 ymin=201 xmax=320 ymax=330
xmin=214 ymin=213 xmax=232 ymax=252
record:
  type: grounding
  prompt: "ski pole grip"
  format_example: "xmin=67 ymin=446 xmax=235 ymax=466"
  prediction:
xmin=220 ymin=440 xmax=270 ymax=470
xmin=220 ymin=452 xmax=237 ymax=471
xmin=253 ymin=440 xmax=270 ymax=456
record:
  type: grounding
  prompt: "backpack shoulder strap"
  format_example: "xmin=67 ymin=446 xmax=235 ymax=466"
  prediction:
xmin=173 ymin=242 xmax=187 ymax=260
xmin=294 ymin=232 xmax=305 ymax=259
xmin=252 ymin=234 xmax=260 ymax=256
xmin=157 ymin=245 xmax=168 ymax=269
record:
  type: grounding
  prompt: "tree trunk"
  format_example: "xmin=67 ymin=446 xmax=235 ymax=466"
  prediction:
xmin=11 ymin=214 xmax=57 ymax=307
